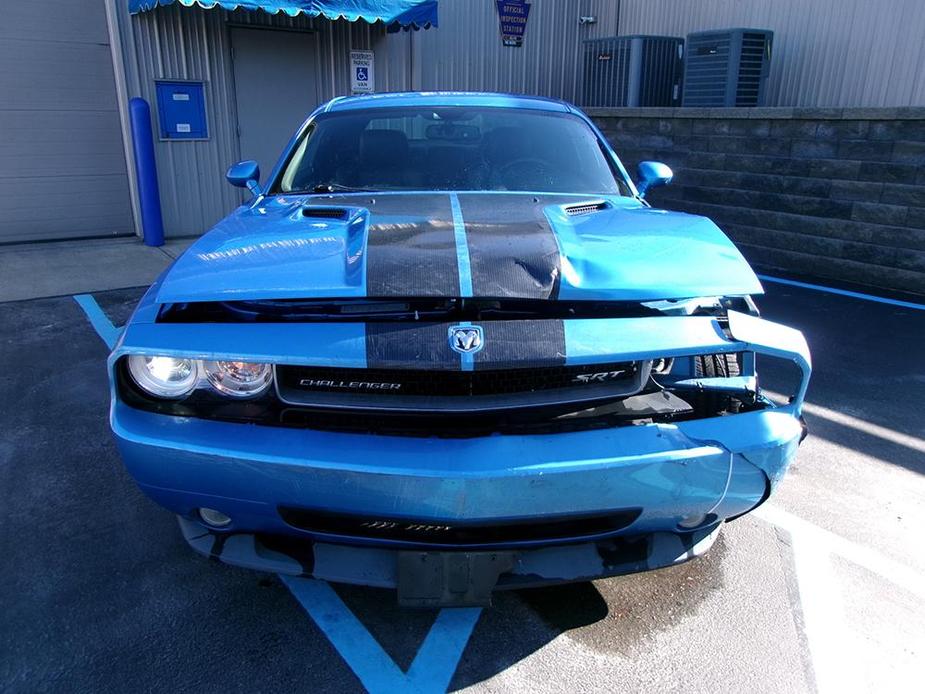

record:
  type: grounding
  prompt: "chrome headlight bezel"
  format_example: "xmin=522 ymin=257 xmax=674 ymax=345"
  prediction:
xmin=126 ymin=354 xmax=199 ymax=399
xmin=202 ymin=360 xmax=273 ymax=398
xmin=124 ymin=354 xmax=273 ymax=400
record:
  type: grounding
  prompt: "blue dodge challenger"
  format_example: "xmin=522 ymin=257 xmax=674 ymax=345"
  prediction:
xmin=109 ymin=93 xmax=810 ymax=607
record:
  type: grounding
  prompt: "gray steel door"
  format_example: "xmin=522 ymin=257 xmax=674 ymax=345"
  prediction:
xmin=0 ymin=0 xmax=133 ymax=243
xmin=230 ymin=28 xmax=320 ymax=185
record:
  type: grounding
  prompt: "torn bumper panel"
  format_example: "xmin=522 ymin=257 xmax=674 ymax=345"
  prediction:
xmin=111 ymin=311 xmax=810 ymax=599
xmin=179 ymin=516 xmax=722 ymax=606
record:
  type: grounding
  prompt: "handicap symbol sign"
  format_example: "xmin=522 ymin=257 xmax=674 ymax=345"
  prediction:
xmin=350 ymin=50 xmax=374 ymax=93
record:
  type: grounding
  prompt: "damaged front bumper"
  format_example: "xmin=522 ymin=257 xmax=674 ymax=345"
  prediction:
xmin=111 ymin=310 xmax=810 ymax=606
xmin=179 ymin=516 xmax=722 ymax=607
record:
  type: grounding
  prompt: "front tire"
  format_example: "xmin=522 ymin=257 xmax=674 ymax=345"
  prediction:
xmin=693 ymin=353 xmax=741 ymax=414
xmin=694 ymin=353 xmax=740 ymax=378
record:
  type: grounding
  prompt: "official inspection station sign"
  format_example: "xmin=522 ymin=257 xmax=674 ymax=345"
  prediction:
xmin=496 ymin=0 xmax=531 ymax=47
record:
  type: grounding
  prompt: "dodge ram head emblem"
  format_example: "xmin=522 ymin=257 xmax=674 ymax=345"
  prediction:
xmin=448 ymin=325 xmax=484 ymax=354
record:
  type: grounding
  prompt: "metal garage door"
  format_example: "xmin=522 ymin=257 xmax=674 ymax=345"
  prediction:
xmin=0 ymin=0 xmax=133 ymax=243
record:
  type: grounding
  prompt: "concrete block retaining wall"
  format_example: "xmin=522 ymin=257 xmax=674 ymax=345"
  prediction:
xmin=589 ymin=107 xmax=925 ymax=296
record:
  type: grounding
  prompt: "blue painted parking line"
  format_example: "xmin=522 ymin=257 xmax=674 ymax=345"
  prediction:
xmin=73 ymin=294 xmax=122 ymax=349
xmin=405 ymin=606 xmax=484 ymax=692
xmin=282 ymin=577 xmax=407 ymax=691
xmin=757 ymin=274 xmax=925 ymax=311
xmin=282 ymin=576 xmax=482 ymax=694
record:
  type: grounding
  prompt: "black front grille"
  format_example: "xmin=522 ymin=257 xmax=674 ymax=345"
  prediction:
xmin=116 ymin=354 xmax=753 ymax=437
xmin=278 ymin=506 xmax=643 ymax=548
xmin=276 ymin=362 xmax=639 ymax=398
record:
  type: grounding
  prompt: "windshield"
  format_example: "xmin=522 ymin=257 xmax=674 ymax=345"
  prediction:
xmin=274 ymin=107 xmax=629 ymax=195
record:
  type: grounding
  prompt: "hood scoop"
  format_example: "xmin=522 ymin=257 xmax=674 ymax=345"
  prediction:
xmin=563 ymin=200 xmax=610 ymax=216
xmin=301 ymin=205 xmax=353 ymax=220
xmin=156 ymin=200 xmax=371 ymax=304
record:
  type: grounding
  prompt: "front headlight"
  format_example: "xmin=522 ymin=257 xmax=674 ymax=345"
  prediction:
xmin=127 ymin=355 xmax=198 ymax=398
xmin=203 ymin=360 xmax=272 ymax=398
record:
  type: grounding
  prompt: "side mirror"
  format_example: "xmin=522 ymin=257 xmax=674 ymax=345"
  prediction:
xmin=226 ymin=160 xmax=261 ymax=196
xmin=635 ymin=161 xmax=673 ymax=198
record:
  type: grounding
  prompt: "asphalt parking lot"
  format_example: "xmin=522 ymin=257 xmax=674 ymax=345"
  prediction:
xmin=2 ymin=280 xmax=923 ymax=693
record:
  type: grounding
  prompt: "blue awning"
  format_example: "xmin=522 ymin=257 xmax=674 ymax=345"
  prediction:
xmin=129 ymin=0 xmax=437 ymax=29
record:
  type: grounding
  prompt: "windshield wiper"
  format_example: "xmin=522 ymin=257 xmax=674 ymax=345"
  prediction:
xmin=308 ymin=183 xmax=378 ymax=193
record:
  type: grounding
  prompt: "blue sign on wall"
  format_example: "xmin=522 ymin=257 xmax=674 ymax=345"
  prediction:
xmin=496 ymin=0 xmax=531 ymax=47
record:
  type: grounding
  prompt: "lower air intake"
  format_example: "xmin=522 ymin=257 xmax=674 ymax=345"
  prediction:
xmin=278 ymin=506 xmax=643 ymax=548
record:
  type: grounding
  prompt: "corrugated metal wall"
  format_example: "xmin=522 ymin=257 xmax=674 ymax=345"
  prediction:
xmin=114 ymin=2 xmax=405 ymax=236
xmin=114 ymin=0 xmax=627 ymax=237
xmin=619 ymin=0 xmax=925 ymax=107
xmin=113 ymin=0 xmax=925 ymax=239
xmin=412 ymin=0 xmax=621 ymax=101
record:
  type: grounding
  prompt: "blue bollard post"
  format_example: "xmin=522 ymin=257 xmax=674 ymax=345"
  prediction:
xmin=128 ymin=97 xmax=165 ymax=247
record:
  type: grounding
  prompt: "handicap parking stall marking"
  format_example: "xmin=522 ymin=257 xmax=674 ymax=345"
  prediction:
xmin=73 ymin=294 xmax=122 ymax=349
xmin=282 ymin=577 xmax=482 ymax=694
xmin=73 ymin=293 xmax=484 ymax=694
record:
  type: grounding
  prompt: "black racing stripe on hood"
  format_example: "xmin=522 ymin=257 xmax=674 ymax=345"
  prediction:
xmin=474 ymin=320 xmax=566 ymax=370
xmin=364 ymin=194 xmax=460 ymax=297
xmin=366 ymin=322 xmax=460 ymax=370
xmin=458 ymin=194 xmax=568 ymax=300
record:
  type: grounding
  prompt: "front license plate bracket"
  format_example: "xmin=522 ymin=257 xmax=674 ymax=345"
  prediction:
xmin=397 ymin=551 xmax=516 ymax=608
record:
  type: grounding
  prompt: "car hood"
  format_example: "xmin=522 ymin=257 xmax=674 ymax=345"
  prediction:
xmin=156 ymin=192 xmax=762 ymax=304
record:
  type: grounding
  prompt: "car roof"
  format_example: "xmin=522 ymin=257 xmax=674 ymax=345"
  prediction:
xmin=321 ymin=91 xmax=573 ymax=114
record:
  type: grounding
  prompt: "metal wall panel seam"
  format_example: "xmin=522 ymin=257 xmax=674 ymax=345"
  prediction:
xmin=104 ymin=0 xmax=142 ymax=237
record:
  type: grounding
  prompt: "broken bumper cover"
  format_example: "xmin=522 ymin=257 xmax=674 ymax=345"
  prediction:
xmin=114 ymin=401 xmax=804 ymax=602
xmin=111 ymin=310 xmax=810 ymax=600
xmin=180 ymin=516 xmax=722 ymax=606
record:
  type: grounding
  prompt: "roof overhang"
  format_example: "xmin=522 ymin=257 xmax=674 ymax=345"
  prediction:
xmin=128 ymin=0 xmax=437 ymax=29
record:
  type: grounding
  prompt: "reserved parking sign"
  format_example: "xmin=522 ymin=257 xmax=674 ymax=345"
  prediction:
xmin=350 ymin=50 xmax=375 ymax=94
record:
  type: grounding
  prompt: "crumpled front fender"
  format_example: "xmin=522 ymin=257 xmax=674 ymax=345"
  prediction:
xmin=677 ymin=310 xmax=811 ymax=491
xmin=727 ymin=309 xmax=811 ymax=413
